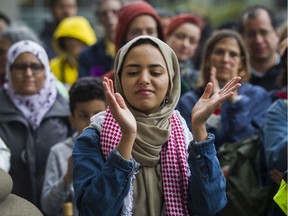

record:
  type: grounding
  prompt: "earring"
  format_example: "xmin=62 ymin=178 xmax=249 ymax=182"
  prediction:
xmin=165 ymin=97 xmax=169 ymax=104
xmin=160 ymin=97 xmax=169 ymax=109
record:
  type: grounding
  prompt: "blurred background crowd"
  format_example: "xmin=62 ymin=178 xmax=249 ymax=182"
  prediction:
xmin=1 ymin=0 xmax=286 ymax=37
xmin=0 ymin=0 xmax=287 ymax=215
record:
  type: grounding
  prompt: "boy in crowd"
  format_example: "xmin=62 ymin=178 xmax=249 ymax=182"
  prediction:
xmin=41 ymin=77 xmax=107 ymax=216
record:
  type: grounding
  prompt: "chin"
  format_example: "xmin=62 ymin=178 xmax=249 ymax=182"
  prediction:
xmin=20 ymin=90 xmax=39 ymax=95
xmin=178 ymin=56 xmax=188 ymax=62
xmin=135 ymin=106 xmax=155 ymax=115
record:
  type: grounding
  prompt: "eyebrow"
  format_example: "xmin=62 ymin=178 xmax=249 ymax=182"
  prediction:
xmin=125 ymin=64 xmax=165 ymax=69
xmin=214 ymin=47 xmax=240 ymax=54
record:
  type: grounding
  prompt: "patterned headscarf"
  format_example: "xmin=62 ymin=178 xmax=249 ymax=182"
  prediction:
xmin=4 ymin=40 xmax=57 ymax=129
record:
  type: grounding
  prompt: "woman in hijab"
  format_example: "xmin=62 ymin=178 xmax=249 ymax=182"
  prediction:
xmin=73 ymin=35 xmax=241 ymax=215
xmin=0 ymin=40 xmax=71 ymax=211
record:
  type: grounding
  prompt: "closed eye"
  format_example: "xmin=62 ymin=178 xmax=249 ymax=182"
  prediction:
xmin=127 ymin=71 xmax=139 ymax=76
xmin=150 ymin=71 xmax=162 ymax=76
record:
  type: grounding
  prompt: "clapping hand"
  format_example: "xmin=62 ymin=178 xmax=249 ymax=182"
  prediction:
xmin=103 ymin=77 xmax=137 ymax=159
xmin=191 ymin=68 xmax=241 ymax=141
xmin=210 ymin=67 xmax=239 ymax=101
xmin=103 ymin=77 xmax=137 ymax=135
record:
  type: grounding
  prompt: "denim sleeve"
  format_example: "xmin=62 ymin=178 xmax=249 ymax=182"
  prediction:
xmin=72 ymin=128 xmax=139 ymax=216
xmin=263 ymin=100 xmax=287 ymax=172
xmin=187 ymin=133 xmax=227 ymax=216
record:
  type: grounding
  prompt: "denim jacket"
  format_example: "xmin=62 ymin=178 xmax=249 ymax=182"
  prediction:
xmin=263 ymin=99 xmax=287 ymax=172
xmin=73 ymin=113 xmax=227 ymax=216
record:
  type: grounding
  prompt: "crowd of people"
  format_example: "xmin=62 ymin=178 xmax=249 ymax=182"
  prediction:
xmin=0 ymin=0 xmax=286 ymax=216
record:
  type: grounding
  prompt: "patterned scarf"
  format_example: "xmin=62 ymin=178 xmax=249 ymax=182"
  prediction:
xmin=100 ymin=108 xmax=189 ymax=215
xmin=4 ymin=40 xmax=57 ymax=129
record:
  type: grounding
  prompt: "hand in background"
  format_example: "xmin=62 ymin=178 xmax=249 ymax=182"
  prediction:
xmin=191 ymin=71 xmax=241 ymax=141
xmin=210 ymin=67 xmax=239 ymax=102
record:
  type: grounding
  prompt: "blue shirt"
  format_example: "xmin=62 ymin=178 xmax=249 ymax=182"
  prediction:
xmin=177 ymin=82 xmax=272 ymax=148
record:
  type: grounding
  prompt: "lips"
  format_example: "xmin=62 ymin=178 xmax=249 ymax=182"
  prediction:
xmin=22 ymin=79 xmax=35 ymax=85
xmin=251 ymin=44 xmax=267 ymax=52
xmin=218 ymin=66 xmax=229 ymax=71
xmin=177 ymin=49 xmax=188 ymax=56
xmin=254 ymin=47 xmax=267 ymax=54
xmin=136 ymin=88 xmax=154 ymax=96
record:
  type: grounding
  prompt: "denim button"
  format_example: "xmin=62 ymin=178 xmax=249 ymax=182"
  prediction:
xmin=196 ymin=155 xmax=201 ymax=159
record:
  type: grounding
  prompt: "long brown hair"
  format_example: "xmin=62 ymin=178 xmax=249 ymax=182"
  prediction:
xmin=199 ymin=29 xmax=250 ymax=87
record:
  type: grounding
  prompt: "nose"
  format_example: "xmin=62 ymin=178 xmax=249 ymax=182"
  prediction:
xmin=138 ymin=71 xmax=150 ymax=85
xmin=23 ymin=67 xmax=34 ymax=76
xmin=254 ymin=33 xmax=265 ymax=43
xmin=183 ymin=38 xmax=190 ymax=47
xmin=222 ymin=52 xmax=230 ymax=61
xmin=141 ymin=30 xmax=148 ymax=36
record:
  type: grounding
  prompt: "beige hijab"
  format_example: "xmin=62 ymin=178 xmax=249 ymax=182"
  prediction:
xmin=114 ymin=35 xmax=181 ymax=165
xmin=114 ymin=35 xmax=181 ymax=215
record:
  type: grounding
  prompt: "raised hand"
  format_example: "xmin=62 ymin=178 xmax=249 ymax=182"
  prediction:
xmin=103 ymin=77 xmax=137 ymax=159
xmin=103 ymin=77 xmax=137 ymax=135
xmin=210 ymin=67 xmax=238 ymax=101
xmin=191 ymin=75 xmax=241 ymax=141
xmin=210 ymin=67 xmax=221 ymax=95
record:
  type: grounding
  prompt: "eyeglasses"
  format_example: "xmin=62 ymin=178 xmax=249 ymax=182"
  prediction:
xmin=10 ymin=63 xmax=44 ymax=76
xmin=96 ymin=9 xmax=120 ymax=17
xmin=244 ymin=29 xmax=274 ymax=39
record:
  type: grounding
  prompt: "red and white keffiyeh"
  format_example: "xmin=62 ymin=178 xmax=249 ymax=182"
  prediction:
xmin=100 ymin=108 xmax=189 ymax=215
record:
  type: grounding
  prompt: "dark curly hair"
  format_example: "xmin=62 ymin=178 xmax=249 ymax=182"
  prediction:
xmin=69 ymin=77 xmax=106 ymax=114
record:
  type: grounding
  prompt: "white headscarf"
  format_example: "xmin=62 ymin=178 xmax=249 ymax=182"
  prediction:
xmin=4 ymin=40 xmax=57 ymax=129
